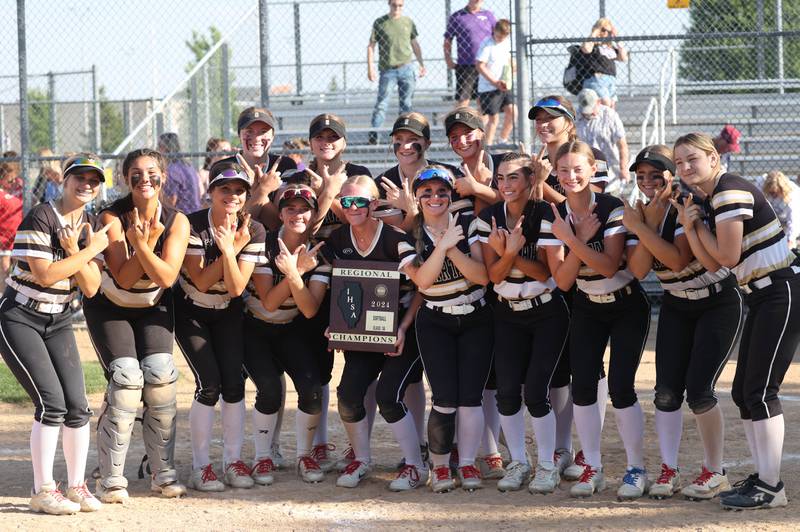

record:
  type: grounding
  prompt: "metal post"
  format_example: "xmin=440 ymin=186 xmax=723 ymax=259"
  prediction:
xmin=203 ymin=64 xmax=211 ymax=142
xmin=599 ymin=0 xmax=606 ymax=18
xmin=293 ymin=2 xmax=303 ymax=96
xmin=514 ymin=0 xmax=531 ymax=149
xmin=445 ymin=0 xmax=453 ymax=91
xmin=123 ymin=100 xmax=131 ymax=137
xmin=0 ymin=105 xmax=5 ymax=153
xmin=17 ymin=0 xmax=32 ymax=213
xmin=190 ymin=76 xmax=199 ymax=155
xmin=258 ymin=0 xmax=270 ymax=108
xmin=776 ymin=0 xmax=785 ymax=94
xmin=756 ymin=0 xmax=765 ymax=79
xmin=91 ymin=64 xmax=101 ymax=153
xmin=47 ymin=71 xmax=56 ymax=152
xmin=221 ymin=43 xmax=231 ymax=138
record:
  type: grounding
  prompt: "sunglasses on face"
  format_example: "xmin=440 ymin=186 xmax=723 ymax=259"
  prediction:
xmin=280 ymin=187 xmax=316 ymax=203
xmin=340 ymin=196 xmax=371 ymax=209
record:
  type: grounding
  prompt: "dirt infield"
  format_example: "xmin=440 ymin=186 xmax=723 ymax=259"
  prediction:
xmin=1 ymin=324 xmax=799 ymax=531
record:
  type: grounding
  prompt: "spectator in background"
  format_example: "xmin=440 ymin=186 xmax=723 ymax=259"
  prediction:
xmin=762 ymin=170 xmax=800 ymax=249
xmin=32 ymin=148 xmax=64 ymax=204
xmin=444 ymin=0 xmax=496 ymax=108
xmin=283 ymin=137 xmax=309 ymax=172
xmin=1 ymin=151 xmax=23 ymax=200
xmin=475 ymin=19 xmax=516 ymax=146
xmin=579 ymin=18 xmax=627 ymax=108
xmin=713 ymin=124 xmax=741 ymax=172
xmin=576 ymin=88 xmax=629 ymax=195
xmin=367 ymin=0 xmax=426 ymax=145
xmin=158 ymin=132 xmax=202 ymax=214
xmin=0 ymin=163 xmax=22 ymax=284
xmin=198 ymin=137 xmax=233 ymax=199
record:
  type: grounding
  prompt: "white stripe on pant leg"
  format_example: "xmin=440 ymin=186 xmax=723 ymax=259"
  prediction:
xmin=709 ymin=289 xmax=745 ymax=395
xmin=0 ymin=301 xmax=48 ymax=421
xmin=392 ymin=355 xmax=422 ymax=411
xmin=174 ymin=334 xmax=205 ymax=400
xmin=759 ymin=281 xmax=793 ymax=417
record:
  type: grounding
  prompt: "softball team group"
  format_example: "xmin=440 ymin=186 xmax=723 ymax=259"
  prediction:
xmin=1 ymin=98 xmax=798 ymax=516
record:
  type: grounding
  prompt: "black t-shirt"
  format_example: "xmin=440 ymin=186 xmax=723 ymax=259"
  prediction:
xmin=217 ymin=151 xmax=297 ymax=176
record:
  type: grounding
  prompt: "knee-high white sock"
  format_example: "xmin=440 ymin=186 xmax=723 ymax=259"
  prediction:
xmin=499 ymin=410 xmax=527 ymax=463
xmin=313 ymin=384 xmax=330 ymax=447
xmin=597 ymin=377 xmax=609 ymax=431
xmin=295 ymin=409 xmax=321 ymax=458
xmin=480 ymin=389 xmax=501 ymax=456
xmin=189 ymin=401 xmax=216 ymax=469
xmin=742 ymin=418 xmax=758 ymax=474
xmin=343 ymin=418 xmax=371 ymax=464
xmin=274 ymin=374 xmax=286 ymax=449
xmin=695 ymin=406 xmax=724 ymax=473
xmin=62 ymin=424 xmax=90 ymax=487
xmin=753 ymin=415 xmax=785 ymax=486
xmin=531 ymin=411 xmax=557 ymax=467
xmin=550 ymin=385 xmax=573 ymax=451
xmin=365 ymin=380 xmax=378 ymax=438
xmin=654 ymin=409 xmax=683 ymax=469
xmin=404 ymin=381 xmax=427 ymax=445
xmin=252 ymin=410 xmax=278 ymax=460
xmin=30 ymin=421 xmax=60 ymax=493
xmin=614 ymin=403 xmax=645 ymax=469
xmin=456 ymin=406 xmax=485 ymax=467
xmin=573 ymin=404 xmax=602 ymax=468
xmin=221 ymin=399 xmax=246 ymax=465
xmin=389 ymin=413 xmax=423 ymax=469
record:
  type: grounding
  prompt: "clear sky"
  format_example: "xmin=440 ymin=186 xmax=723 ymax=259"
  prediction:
xmin=0 ymin=0 xmax=692 ymax=104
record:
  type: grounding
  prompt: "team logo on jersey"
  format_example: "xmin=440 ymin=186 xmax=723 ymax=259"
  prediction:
xmin=342 ymin=247 xmax=354 ymax=255
xmin=337 ymin=282 xmax=363 ymax=328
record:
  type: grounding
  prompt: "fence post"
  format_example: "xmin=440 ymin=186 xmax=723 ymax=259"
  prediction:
xmin=190 ymin=76 xmax=199 ymax=156
xmin=756 ymin=0 xmax=765 ymax=79
xmin=776 ymin=0 xmax=785 ymax=95
xmin=514 ymin=0 xmax=531 ymax=149
xmin=0 ymin=104 xmax=5 ymax=153
xmin=258 ymin=0 xmax=270 ymax=108
xmin=599 ymin=0 xmax=606 ymax=18
xmin=293 ymin=2 xmax=303 ymax=96
xmin=17 ymin=0 xmax=32 ymax=213
xmin=47 ymin=71 xmax=56 ymax=152
xmin=203 ymin=64 xmax=211 ymax=142
xmin=122 ymin=100 xmax=131 ymax=137
xmin=221 ymin=43 xmax=231 ymax=138
xmin=445 ymin=0 xmax=453 ymax=92
xmin=92 ymin=64 xmax=101 ymax=153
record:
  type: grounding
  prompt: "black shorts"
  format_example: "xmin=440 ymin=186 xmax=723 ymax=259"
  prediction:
xmin=478 ymin=90 xmax=513 ymax=115
xmin=455 ymin=64 xmax=479 ymax=101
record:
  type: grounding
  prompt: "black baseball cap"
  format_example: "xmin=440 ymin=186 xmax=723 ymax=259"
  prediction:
xmin=277 ymin=185 xmax=318 ymax=210
xmin=444 ymin=107 xmax=484 ymax=136
xmin=629 ymin=149 xmax=676 ymax=174
xmin=390 ymin=115 xmax=430 ymax=140
xmin=63 ymin=153 xmax=105 ymax=182
xmin=237 ymin=107 xmax=275 ymax=132
xmin=309 ymin=114 xmax=347 ymax=140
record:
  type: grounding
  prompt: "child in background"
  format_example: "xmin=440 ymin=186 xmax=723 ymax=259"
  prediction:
xmin=475 ymin=19 xmax=516 ymax=146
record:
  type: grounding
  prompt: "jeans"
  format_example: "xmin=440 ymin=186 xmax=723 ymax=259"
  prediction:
xmin=371 ymin=63 xmax=415 ymax=128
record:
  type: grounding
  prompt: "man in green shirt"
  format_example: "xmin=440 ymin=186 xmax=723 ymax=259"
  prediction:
xmin=367 ymin=0 xmax=426 ymax=142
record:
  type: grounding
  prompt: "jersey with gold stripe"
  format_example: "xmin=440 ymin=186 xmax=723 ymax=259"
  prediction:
xmin=707 ymin=173 xmax=796 ymax=286
xmin=246 ymin=229 xmax=331 ymax=324
xmin=7 ymin=201 xmax=96 ymax=305
xmin=544 ymin=147 xmax=609 ymax=196
xmin=179 ymin=209 xmax=267 ymax=309
xmin=476 ymin=200 xmax=557 ymax=299
xmin=97 ymin=196 xmax=179 ymax=308
xmin=627 ymin=205 xmax=730 ymax=291
xmin=539 ymin=191 xmax=634 ymax=295
xmin=405 ymin=214 xmax=486 ymax=306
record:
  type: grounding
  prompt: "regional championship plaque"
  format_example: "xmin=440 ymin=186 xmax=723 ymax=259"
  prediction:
xmin=328 ymin=260 xmax=400 ymax=352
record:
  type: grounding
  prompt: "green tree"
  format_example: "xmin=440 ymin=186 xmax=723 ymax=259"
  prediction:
xmin=27 ymin=88 xmax=51 ymax=151
xmin=99 ymin=86 xmax=125 ymax=154
xmin=185 ymin=27 xmax=237 ymax=140
xmin=680 ymin=0 xmax=800 ymax=81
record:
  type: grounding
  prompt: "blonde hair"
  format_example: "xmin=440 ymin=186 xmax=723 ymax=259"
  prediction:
xmin=342 ymin=175 xmax=379 ymax=200
xmin=592 ymin=17 xmax=614 ymax=33
xmin=673 ymin=132 xmax=721 ymax=174
xmin=555 ymin=140 xmax=596 ymax=167
xmin=762 ymin=171 xmax=793 ymax=203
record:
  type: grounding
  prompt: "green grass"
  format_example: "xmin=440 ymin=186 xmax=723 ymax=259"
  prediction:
xmin=0 ymin=361 xmax=107 ymax=404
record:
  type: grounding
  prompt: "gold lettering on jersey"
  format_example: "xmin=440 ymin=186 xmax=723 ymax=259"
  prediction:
xmin=333 ymin=268 xmax=400 ymax=279
xmin=435 ymin=257 xmax=462 ymax=283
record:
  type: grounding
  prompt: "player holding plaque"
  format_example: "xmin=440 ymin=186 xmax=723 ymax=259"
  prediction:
xmin=321 ymin=176 xmax=426 ymax=491
xmin=401 ymin=166 xmax=492 ymax=493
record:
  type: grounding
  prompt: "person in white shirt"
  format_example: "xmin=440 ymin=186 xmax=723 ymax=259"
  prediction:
xmin=475 ymin=19 xmax=515 ymax=146
xmin=576 ymin=88 xmax=629 ymax=196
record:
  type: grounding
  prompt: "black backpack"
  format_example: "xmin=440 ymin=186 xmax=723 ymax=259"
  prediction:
xmin=563 ymin=45 xmax=590 ymax=95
